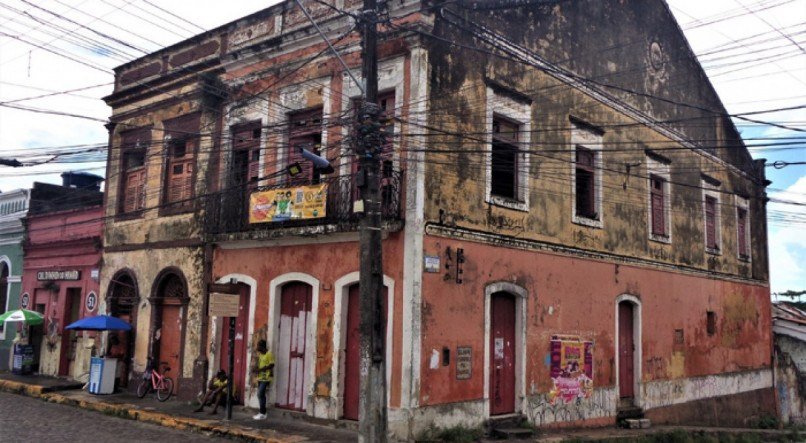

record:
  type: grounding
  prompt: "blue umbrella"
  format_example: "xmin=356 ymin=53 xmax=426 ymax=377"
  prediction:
xmin=65 ymin=315 xmax=132 ymax=331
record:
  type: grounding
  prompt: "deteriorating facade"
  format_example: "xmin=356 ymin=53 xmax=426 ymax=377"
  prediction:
xmin=101 ymin=0 xmax=772 ymax=438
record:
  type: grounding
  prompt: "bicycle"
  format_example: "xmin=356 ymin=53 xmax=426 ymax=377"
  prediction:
xmin=136 ymin=358 xmax=174 ymax=402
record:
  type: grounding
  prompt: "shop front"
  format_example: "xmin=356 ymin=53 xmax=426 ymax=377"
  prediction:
xmin=21 ymin=204 xmax=103 ymax=379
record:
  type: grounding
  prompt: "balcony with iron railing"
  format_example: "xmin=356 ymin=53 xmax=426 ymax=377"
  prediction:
xmin=205 ymin=170 xmax=404 ymax=242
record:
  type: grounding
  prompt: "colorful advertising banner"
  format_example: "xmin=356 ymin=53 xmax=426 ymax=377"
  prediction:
xmin=249 ymin=183 xmax=327 ymax=223
xmin=548 ymin=335 xmax=594 ymax=404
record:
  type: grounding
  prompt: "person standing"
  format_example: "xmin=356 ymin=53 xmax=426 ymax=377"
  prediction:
xmin=253 ymin=339 xmax=274 ymax=420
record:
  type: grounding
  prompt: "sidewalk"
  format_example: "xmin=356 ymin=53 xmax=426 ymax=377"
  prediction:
xmin=0 ymin=372 xmax=357 ymax=443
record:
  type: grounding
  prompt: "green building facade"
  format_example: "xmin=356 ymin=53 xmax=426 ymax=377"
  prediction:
xmin=0 ymin=189 xmax=29 ymax=371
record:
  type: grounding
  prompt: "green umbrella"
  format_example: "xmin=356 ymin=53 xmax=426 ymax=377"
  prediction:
xmin=0 ymin=309 xmax=44 ymax=326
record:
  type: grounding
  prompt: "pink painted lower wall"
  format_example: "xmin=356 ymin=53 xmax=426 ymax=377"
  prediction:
xmin=211 ymin=231 xmax=406 ymax=409
xmin=418 ymin=234 xmax=772 ymax=409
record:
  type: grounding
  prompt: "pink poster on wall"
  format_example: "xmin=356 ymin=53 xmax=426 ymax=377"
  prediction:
xmin=549 ymin=335 xmax=594 ymax=404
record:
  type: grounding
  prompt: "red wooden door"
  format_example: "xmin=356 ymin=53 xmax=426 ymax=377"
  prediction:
xmin=490 ymin=293 xmax=516 ymax=416
xmin=342 ymin=284 xmax=388 ymax=420
xmin=276 ymin=282 xmax=313 ymax=411
xmin=158 ymin=302 xmax=182 ymax=393
xmin=618 ymin=302 xmax=635 ymax=399
xmin=219 ymin=284 xmax=250 ymax=403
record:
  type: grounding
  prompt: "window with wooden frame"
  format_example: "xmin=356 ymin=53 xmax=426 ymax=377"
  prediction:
xmin=491 ymin=117 xmax=520 ymax=201
xmin=164 ymin=137 xmax=194 ymax=207
xmin=119 ymin=128 xmax=148 ymax=215
xmin=575 ymin=146 xmax=597 ymax=219
xmin=351 ymin=92 xmax=396 ymax=204
xmin=650 ymin=175 xmax=667 ymax=237
xmin=736 ymin=196 xmax=751 ymax=261
xmin=162 ymin=114 xmax=200 ymax=212
xmin=231 ymin=121 xmax=262 ymax=189
xmin=288 ymin=108 xmax=323 ymax=186
xmin=705 ymin=195 xmax=719 ymax=251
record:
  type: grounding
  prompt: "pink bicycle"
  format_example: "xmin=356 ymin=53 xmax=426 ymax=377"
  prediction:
xmin=136 ymin=358 xmax=173 ymax=402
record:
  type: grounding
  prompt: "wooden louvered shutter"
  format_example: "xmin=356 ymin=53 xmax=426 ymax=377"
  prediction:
xmin=650 ymin=177 xmax=665 ymax=236
xmin=705 ymin=196 xmax=717 ymax=249
xmin=124 ymin=169 xmax=145 ymax=213
xmin=168 ymin=160 xmax=192 ymax=204
xmin=737 ymin=208 xmax=748 ymax=257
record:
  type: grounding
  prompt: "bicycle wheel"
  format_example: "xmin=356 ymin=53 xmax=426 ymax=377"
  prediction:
xmin=136 ymin=378 xmax=150 ymax=398
xmin=157 ymin=377 xmax=173 ymax=402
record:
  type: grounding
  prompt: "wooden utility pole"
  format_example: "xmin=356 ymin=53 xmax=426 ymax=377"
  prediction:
xmin=357 ymin=0 xmax=387 ymax=441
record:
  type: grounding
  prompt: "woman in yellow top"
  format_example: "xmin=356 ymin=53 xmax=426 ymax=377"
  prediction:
xmin=253 ymin=339 xmax=274 ymax=420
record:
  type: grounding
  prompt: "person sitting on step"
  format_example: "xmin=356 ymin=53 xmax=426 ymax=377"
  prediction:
xmin=194 ymin=370 xmax=228 ymax=414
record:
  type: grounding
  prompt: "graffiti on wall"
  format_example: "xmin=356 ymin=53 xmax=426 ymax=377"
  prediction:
xmin=548 ymin=335 xmax=594 ymax=404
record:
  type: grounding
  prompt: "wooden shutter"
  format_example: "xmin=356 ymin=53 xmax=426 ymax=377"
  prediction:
xmin=705 ymin=196 xmax=717 ymax=249
xmin=737 ymin=208 xmax=748 ymax=257
xmin=168 ymin=159 xmax=192 ymax=204
xmin=650 ymin=177 xmax=665 ymax=236
xmin=123 ymin=168 xmax=145 ymax=213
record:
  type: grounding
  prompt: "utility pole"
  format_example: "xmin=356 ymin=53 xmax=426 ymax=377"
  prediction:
xmin=356 ymin=0 xmax=386 ymax=441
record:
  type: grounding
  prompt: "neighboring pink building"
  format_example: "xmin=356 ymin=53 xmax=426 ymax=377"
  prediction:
xmin=20 ymin=175 xmax=104 ymax=379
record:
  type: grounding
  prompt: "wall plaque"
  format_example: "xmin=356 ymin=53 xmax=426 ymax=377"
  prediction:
xmin=209 ymin=293 xmax=240 ymax=317
xmin=456 ymin=346 xmax=472 ymax=380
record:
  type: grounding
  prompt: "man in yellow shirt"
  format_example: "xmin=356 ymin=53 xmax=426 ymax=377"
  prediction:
xmin=253 ymin=339 xmax=274 ymax=420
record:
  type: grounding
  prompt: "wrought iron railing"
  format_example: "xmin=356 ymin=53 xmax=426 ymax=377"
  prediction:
xmin=205 ymin=170 xmax=403 ymax=236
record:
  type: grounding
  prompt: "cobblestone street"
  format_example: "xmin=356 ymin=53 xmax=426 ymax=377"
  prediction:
xmin=0 ymin=392 xmax=234 ymax=442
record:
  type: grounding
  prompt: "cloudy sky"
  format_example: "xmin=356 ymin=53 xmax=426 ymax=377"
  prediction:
xmin=0 ymin=0 xmax=803 ymax=294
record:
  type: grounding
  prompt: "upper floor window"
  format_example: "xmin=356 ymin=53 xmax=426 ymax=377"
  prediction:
xmin=119 ymin=128 xmax=149 ymax=215
xmin=736 ymin=196 xmax=751 ymax=261
xmin=646 ymin=152 xmax=671 ymax=243
xmin=575 ymin=147 xmax=596 ymax=218
xmin=650 ymin=176 xmax=666 ymax=236
xmin=485 ymin=86 xmax=531 ymax=211
xmin=491 ymin=117 xmax=520 ymax=200
xmin=705 ymin=196 xmax=718 ymax=250
xmin=164 ymin=137 xmax=194 ymax=207
xmin=162 ymin=113 xmax=200 ymax=213
xmin=231 ymin=121 xmax=262 ymax=189
xmin=571 ymin=121 xmax=603 ymax=228
xmin=287 ymin=108 xmax=323 ymax=186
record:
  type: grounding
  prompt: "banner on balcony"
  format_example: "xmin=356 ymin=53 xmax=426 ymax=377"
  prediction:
xmin=249 ymin=183 xmax=327 ymax=223
xmin=548 ymin=334 xmax=594 ymax=404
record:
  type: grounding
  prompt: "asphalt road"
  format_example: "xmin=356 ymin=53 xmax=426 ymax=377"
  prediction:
xmin=0 ymin=392 xmax=234 ymax=443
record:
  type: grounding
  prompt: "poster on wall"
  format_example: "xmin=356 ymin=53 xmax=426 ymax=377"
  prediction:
xmin=249 ymin=183 xmax=327 ymax=223
xmin=548 ymin=334 xmax=594 ymax=404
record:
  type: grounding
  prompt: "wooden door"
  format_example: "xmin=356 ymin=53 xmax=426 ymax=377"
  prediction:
xmin=158 ymin=302 xmax=182 ymax=393
xmin=275 ymin=282 xmax=313 ymax=411
xmin=618 ymin=302 xmax=635 ymax=399
xmin=342 ymin=284 xmax=388 ymax=420
xmin=218 ymin=284 xmax=250 ymax=403
xmin=490 ymin=293 xmax=516 ymax=416
xmin=59 ymin=289 xmax=82 ymax=376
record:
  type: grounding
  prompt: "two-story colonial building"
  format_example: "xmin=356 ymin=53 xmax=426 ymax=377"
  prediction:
xmin=100 ymin=0 xmax=773 ymax=438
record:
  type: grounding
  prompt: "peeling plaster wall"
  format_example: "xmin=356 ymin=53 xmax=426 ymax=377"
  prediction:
xmin=414 ymin=234 xmax=772 ymax=429
xmin=99 ymin=246 xmax=205 ymax=384
xmin=775 ymin=334 xmax=806 ymax=425
xmin=424 ymin=0 xmax=769 ymax=281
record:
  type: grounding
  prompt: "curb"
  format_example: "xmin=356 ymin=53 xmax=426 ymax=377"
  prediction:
xmin=0 ymin=380 xmax=299 ymax=443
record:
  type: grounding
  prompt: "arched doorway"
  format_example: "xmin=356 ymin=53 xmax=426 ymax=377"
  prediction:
xmin=107 ymin=270 xmax=138 ymax=388
xmin=341 ymin=283 xmax=388 ymax=420
xmin=151 ymin=270 xmax=188 ymax=395
xmin=217 ymin=282 xmax=251 ymax=404
xmin=489 ymin=291 xmax=516 ymax=415
xmin=616 ymin=296 xmax=641 ymax=408
xmin=275 ymin=281 xmax=313 ymax=411
xmin=484 ymin=282 xmax=527 ymax=418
